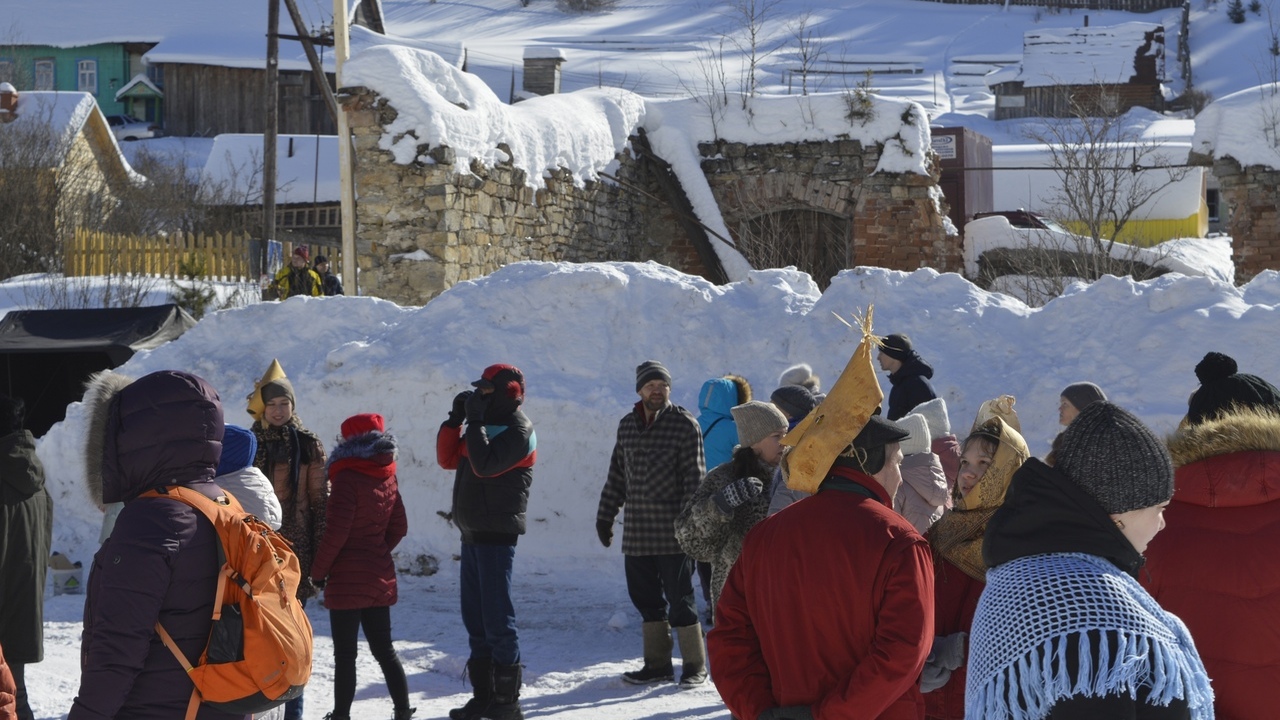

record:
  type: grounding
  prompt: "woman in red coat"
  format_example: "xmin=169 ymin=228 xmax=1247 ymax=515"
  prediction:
xmin=1143 ymin=352 xmax=1280 ymax=720
xmin=311 ymin=413 xmax=413 ymax=720
xmin=922 ymin=416 xmax=1028 ymax=720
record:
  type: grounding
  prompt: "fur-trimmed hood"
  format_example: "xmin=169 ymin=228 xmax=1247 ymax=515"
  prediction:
xmin=328 ymin=431 xmax=397 ymax=465
xmin=85 ymin=370 xmax=223 ymax=505
xmin=83 ymin=370 xmax=135 ymax=507
xmin=1168 ymin=407 xmax=1280 ymax=467
xmin=1166 ymin=408 xmax=1280 ymax=510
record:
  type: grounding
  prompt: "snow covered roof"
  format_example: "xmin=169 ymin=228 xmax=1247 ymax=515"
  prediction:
xmin=1192 ymin=82 xmax=1280 ymax=171
xmin=115 ymin=73 xmax=163 ymax=101
xmin=199 ymin=133 xmax=340 ymax=205
xmin=523 ymin=47 xmax=568 ymax=61
xmin=1016 ymin=22 xmax=1162 ymax=88
xmin=0 ymin=91 xmax=140 ymax=181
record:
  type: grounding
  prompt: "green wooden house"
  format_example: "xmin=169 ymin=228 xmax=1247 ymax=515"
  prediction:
xmin=0 ymin=42 xmax=161 ymax=122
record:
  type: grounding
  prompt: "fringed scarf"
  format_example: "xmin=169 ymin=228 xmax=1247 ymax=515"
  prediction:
xmin=927 ymin=417 xmax=1029 ymax=581
xmin=252 ymin=416 xmax=318 ymax=499
xmin=967 ymin=552 xmax=1214 ymax=720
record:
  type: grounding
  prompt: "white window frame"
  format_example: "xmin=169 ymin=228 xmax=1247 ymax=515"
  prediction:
xmin=34 ymin=58 xmax=54 ymax=90
xmin=77 ymin=59 xmax=97 ymax=93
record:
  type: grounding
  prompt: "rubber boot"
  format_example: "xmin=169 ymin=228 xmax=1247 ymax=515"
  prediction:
xmin=675 ymin=622 xmax=708 ymax=686
xmin=482 ymin=663 xmax=524 ymax=720
xmin=449 ymin=657 xmax=493 ymax=720
xmin=393 ymin=707 xmax=417 ymax=720
xmin=622 ymin=620 xmax=675 ymax=684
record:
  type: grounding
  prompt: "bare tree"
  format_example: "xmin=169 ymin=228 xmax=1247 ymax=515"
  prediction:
xmin=1023 ymin=89 xmax=1190 ymax=280
xmin=787 ymin=10 xmax=826 ymax=96
xmin=722 ymin=0 xmax=785 ymax=106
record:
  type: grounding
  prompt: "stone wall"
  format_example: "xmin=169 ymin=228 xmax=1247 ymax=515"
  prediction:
xmin=1202 ymin=154 xmax=1280 ymax=283
xmin=343 ymin=87 xmax=955 ymax=304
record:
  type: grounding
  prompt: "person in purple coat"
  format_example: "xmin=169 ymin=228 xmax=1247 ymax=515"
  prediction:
xmin=68 ymin=370 xmax=244 ymax=720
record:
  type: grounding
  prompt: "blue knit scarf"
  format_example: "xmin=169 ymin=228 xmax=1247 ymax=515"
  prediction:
xmin=967 ymin=552 xmax=1214 ymax=720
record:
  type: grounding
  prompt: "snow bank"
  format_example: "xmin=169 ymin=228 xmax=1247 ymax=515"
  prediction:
xmin=37 ymin=261 xmax=1280 ymax=572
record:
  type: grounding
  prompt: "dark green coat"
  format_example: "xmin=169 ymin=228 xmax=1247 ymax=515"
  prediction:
xmin=0 ymin=430 xmax=52 ymax=663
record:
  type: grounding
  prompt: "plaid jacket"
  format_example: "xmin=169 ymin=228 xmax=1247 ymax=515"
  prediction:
xmin=598 ymin=402 xmax=705 ymax=556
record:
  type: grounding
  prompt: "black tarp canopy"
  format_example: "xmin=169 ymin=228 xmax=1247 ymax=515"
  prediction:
xmin=0 ymin=304 xmax=197 ymax=436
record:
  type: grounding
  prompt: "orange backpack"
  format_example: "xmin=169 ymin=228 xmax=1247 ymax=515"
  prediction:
xmin=140 ymin=485 xmax=313 ymax=720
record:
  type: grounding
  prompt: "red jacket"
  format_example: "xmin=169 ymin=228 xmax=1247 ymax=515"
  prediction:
xmin=923 ymin=559 xmax=984 ymax=720
xmin=708 ymin=467 xmax=935 ymax=720
xmin=311 ymin=432 xmax=408 ymax=610
xmin=1143 ymin=412 xmax=1280 ymax=720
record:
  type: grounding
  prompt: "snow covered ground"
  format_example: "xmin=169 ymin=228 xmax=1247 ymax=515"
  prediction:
xmin=20 ymin=260 xmax=1280 ymax=718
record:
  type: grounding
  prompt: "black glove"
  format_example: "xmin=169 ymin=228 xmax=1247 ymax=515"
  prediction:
xmin=464 ymin=390 xmax=490 ymax=423
xmin=312 ymin=577 xmax=327 ymax=591
xmin=446 ymin=391 xmax=472 ymax=427
xmin=713 ymin=477 xmax=764 ymax=514
xmin=759 ymin=706 xmax=814 ymax=720
xmin=596 ymin=519 xmax=614 ymax=548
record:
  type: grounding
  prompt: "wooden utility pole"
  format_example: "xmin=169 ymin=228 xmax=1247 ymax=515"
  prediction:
xmin=263 ymin=0 xmax=280 ymax=283
xmin=334 ymin=0 xmax=357 ymax=294
xmin=281 ymin=0 xmax=339 ymax=126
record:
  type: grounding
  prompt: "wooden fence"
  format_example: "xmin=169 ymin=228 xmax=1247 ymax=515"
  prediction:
xmin=67 ymin=229 xmax=341 ymax=281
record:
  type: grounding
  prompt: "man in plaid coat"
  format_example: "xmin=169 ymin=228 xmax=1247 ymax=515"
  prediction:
xmin=597 ymin=360 xmax=708 ymax=686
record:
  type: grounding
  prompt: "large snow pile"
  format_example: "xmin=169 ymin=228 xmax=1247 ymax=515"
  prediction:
xmin=1192 ymin=82 xmax=1280 ymax=171
xmin=37 ymin=261 xmax=1280 ymax=570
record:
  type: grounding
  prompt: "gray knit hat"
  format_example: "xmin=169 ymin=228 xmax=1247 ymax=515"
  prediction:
xmin=260 ymin=377 xmax=295 ymax=405
xmin=770 ymin=384 xmax=818 ymax=420
xmin=1054 ymin=402 xmax=1174 ymax=514
xmin=731 ymin=401 xmax=789 ymax=448
xmin=1060 ymin=382 xmax=1107 ymax=413
xmin=635 ymin=360 xmax=672 ymax=391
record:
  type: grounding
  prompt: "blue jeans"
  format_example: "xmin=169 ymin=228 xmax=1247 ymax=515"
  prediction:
xmin=460 ymin=542 xmax=519 ymax=665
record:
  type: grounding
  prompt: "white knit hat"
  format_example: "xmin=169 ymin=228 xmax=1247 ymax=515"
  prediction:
xmin=898 ymin=413 xmax=932 ymax=456
xmin=913 ymin=397 xmax=952 ymax=438
xmin=778 ymin=363 xmax=821 ymax=393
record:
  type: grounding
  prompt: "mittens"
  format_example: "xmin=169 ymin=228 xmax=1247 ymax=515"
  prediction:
xmin=446 ymin=390 xmax=472 ymax=427
xmin=919 ymin=661 xmax=952 ymax=693
xmin=932 ymin=631 xmax=967 ymax=670
xmin=714 ymin=477 xmax=765 ymax=514
xmin=596 ymin=518 xmax=614 ymax=548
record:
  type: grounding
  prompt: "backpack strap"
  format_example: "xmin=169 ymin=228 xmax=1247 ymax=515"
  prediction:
xmin=154 ymin=623 xmax=202 ymax=720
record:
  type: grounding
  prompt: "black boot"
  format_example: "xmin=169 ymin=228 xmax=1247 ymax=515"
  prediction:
xmin=450 ymin=657 xmax=494 ymax=720
xmin=482 ymin=663 xmax=524 ymax=720
xmin=392 ymin=707 xmax=417 ymax=720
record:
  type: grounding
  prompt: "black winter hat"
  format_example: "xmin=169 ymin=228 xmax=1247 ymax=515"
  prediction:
xmin=314 ymin=254 xmax=329 ymax=265
xmin=879 ymin=334 xmax=915 ymax=363
xmin=1054 ymin=402 xmax=1174 ymax=515
xmin=636 ymin=360 xmax=672 ymax=391
xmin=1186 ymin=352 xmax=1280 ymax=425
xmin=770 ymin=384 xmax=818 ymax=420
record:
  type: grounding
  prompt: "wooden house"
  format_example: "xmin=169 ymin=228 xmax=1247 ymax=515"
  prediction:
xmin=990 ymin=22 xmax=1165 ymax=120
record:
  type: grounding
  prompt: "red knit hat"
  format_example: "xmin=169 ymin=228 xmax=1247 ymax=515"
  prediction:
xmin=472 ymin=364 xmax=525 ymax=401
xmin=293 ymin=245 xmax=310 ymax=262
xmin=340 ymin=412 xmax=384 ymax=439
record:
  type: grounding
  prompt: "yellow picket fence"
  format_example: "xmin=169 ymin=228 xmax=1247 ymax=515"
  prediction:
xmin=66 ymin=229 xmax=341 ymax=281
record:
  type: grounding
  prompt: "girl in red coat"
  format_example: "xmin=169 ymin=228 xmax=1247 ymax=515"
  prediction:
xmin=311 ymin=413 xmax=414 ymax=720
xmin=922 ymin=415 xmax=1028 ymax=720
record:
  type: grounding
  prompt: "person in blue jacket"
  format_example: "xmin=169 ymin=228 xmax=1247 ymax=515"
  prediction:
xmin=694 ymin=374 xmax=751 ymax=622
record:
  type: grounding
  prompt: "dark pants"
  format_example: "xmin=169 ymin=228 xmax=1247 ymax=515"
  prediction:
xmin=696 ymin=561 xmax=713 ymax=619
xmin=11 ymin=662 xmax=32 ymax=720
xmin=330 ymin=606 xmax=410 ymax=714
xmin=624 ymin=553 xmax=698 ymax=627
xmin=460 ymin=542 xmax=520 ymax=665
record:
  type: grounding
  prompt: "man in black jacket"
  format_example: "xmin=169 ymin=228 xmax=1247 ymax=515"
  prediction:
xmin=878 ymin=333 xmax=938 ymax=421
xmin=437 ymin=364 xmax=536 ymax=720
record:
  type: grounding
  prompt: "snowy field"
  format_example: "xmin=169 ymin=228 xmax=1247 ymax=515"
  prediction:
xmin=17 ymin=260 xmax=1280 ymax=718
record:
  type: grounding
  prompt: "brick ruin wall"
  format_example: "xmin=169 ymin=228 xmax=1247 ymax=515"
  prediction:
xmin=1207 ymin=155 xmax=1280 ymax=284
xmin=342 ymin=87 xmax=957 ymax=305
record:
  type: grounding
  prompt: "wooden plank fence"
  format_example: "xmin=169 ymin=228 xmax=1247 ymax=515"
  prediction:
xmin=67 ymin=229 xmax=341 ymax=281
